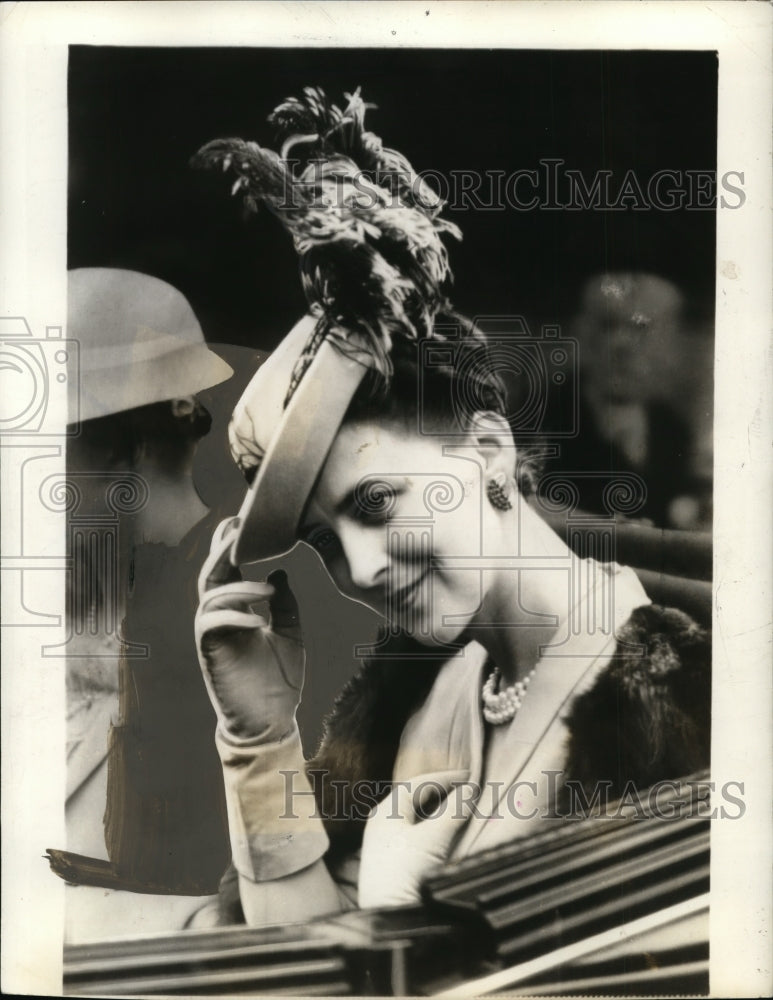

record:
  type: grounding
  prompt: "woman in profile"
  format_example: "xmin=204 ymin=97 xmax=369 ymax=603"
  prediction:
xmin=53 ymin=268 xmax=233 ymax=941
xmin=192 ymin=88 xmax=711 ymax=926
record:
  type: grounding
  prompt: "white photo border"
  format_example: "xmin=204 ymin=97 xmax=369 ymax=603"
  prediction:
xmin=1 ymin=2 xmax=771 ymax=996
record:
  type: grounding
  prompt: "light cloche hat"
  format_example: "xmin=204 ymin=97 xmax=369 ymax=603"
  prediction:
xmin=68 ymin=268 xmax=233 ymax=424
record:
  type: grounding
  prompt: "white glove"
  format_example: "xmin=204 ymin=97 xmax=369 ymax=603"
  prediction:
xmin=195 ymin=518 xmax=328 ymax=882
xmin=358 ymin=769 xmax=472 ymax=908
xmin=195 ymin=518 xmax=304 ymax=743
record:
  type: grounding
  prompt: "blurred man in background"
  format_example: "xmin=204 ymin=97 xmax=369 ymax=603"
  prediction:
xmin=546 ymin=272 xmax=712 ymax=530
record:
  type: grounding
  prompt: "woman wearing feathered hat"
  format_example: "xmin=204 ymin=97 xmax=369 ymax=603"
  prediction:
xmin=192 ymin=88 xmax=711 ymax=927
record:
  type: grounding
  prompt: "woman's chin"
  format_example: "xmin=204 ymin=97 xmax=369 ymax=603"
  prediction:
xmin=385 ymin=576 xmax=481 ymax=647
xmin=396 ymin=611 xmax=471 ymax=649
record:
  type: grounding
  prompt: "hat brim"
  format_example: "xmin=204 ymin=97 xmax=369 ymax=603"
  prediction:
xmin=70 ymin=345 xmax=233 ymax=424
xmin=231 ymin=338 xmax=368 ymax=565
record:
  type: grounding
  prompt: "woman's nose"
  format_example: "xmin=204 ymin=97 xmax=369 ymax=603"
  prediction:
xmin=339 ymin=525 xmax=389 ymax=592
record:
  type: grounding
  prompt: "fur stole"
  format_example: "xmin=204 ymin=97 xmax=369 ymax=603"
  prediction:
xmin=310 ymin=603 xmax=711 ymax=849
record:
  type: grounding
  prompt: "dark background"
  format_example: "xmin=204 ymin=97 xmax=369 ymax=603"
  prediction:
xmin=68 ymin=47 xmax=718 ymax=351
xmin=67 ymin=46 xmax=718 ymax=752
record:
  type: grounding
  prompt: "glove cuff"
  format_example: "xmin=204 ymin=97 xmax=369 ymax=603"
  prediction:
xmin=216 ymin=724 xmax=329 ymax=881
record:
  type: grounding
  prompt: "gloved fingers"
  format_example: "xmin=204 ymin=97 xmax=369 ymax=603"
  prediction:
xmin=267 ymin=569 xmax=302 ymax=638
xmin=213 ymin=515 xmax=240 ymax=547
xmin=199 ymin=580 xmax=275 ymax=616
xmin=199 ymin=517 xmax=242 ymax=598
xmin=195 ymin=607 xmax=269 ymax=644
xmin=263 ymin=632 xmax=305 ymax=692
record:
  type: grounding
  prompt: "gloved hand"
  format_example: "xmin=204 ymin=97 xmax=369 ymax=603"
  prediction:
xmin=195 ymin=519 xmax=328 ymax=883
xmin=195 ymin=518 xmax=305 ymax=744
xmin=358 ymin=769 xmax=473 ymax=908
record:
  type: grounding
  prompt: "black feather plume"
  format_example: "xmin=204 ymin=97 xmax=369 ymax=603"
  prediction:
xmin=191 ymin=87 xmax=461 ymax=392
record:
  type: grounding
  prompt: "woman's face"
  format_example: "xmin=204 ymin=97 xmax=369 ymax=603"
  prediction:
xmin=300 ymin=418 xmax=498 ymax=646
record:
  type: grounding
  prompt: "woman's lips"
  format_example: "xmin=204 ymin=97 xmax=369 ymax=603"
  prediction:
xmin=388 ymin=571 xmax=429 ymax=613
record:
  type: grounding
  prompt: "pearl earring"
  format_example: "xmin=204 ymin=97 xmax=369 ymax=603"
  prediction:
xmin=487 ymin=474 xmax=513 ymax=511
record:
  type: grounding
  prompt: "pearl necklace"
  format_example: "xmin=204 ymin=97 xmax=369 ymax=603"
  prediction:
xmin=482 ymin=665 xmax=537 ymax=725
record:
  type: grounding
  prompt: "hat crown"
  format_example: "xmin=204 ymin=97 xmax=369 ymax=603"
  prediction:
xmin=67 ymin=268 xmax=232 ymax=422
xmin=228 ymin=314 xmax=319 ymax=479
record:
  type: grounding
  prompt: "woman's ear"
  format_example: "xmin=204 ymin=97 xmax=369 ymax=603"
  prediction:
xmin=466 ymin=410 xmax=517 ymax=477
xmin=171 ymin=396 xmax=196 ymax=419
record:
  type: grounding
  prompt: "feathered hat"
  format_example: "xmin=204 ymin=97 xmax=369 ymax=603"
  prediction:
xmin=193 ymin=87 xmax=461 ymax=564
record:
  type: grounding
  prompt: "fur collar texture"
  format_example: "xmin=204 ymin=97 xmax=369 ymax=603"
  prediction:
xmin=310 ymin=604 xmax=711 ymax=849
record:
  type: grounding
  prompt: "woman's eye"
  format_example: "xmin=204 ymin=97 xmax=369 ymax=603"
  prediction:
xmin=307 ymin=528 xmax=340 ymax=555
xmin=356 ymin=482 xmax=398 ymax=523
